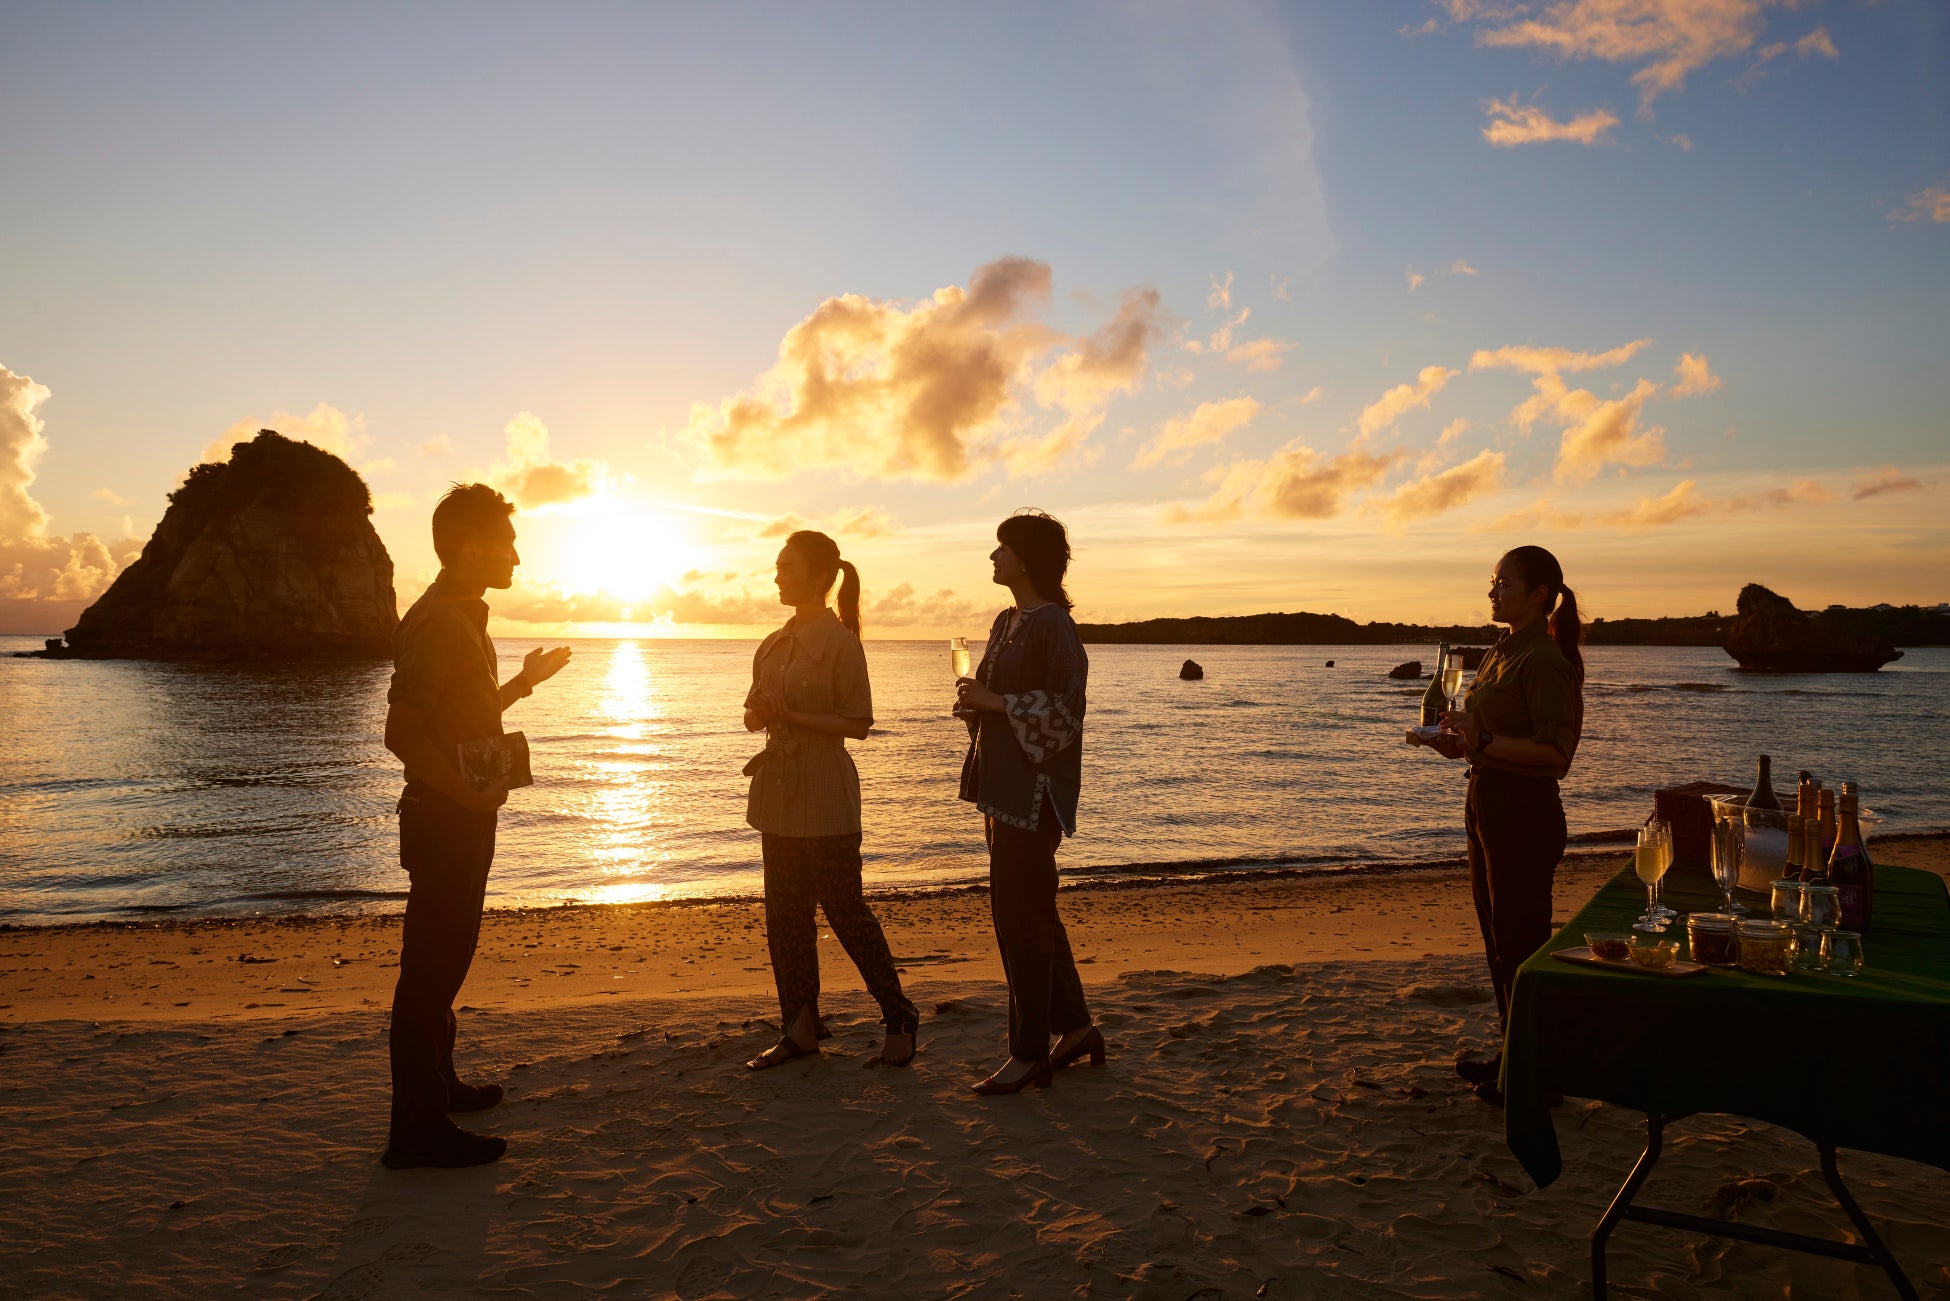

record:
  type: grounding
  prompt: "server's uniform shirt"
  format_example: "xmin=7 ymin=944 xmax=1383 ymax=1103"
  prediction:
xmin=388 ymin=573 xmax=503 ymax=791
xmin=1460 ymin=619 xmax=1583 ymax=780
xmin=743 ymin=608 xmax=872 ymax=837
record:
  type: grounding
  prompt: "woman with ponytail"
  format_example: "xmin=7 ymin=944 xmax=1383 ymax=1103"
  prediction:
xmin=741 ymin=530 xmax=917 ymax=1071
xmin=1411 ymin=545 xmax=1584 ymax=1102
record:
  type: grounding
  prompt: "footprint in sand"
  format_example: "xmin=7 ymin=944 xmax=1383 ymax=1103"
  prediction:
xmin=332 ymin=1216 xmax=391 ymax=1248
xmin=312 ymin=1261 xmax=388 ymax=1301
xmin=674 ymin=1251 xmax=734 ymax=1299
xmin=377 ymin=1240 xmax=438 ymax=1266
xmin=252 ymin=1243 xmax=311 ymax=1272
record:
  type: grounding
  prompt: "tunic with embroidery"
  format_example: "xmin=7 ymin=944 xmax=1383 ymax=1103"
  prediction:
xmin=743 ymin=608 xmax=873 ymax=837
xmin=958 ymin=603 xmax=1088 ymax=835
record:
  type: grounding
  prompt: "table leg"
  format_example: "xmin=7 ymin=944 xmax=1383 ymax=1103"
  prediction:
xmin=1591 ymin=1112 xmax=1665 ymax=1300
xmin=1589 ymin=1114 xmax=1918 ymax=1300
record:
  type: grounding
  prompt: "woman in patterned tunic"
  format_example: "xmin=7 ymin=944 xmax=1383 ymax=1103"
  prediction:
xmin=742 ymin=530 xmax=917 ymax=1071
xmin=955 ymin=510 xmax=1105 ymax=1094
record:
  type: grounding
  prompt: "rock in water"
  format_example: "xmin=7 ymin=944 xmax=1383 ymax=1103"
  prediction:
xmin=64 ymin=430 xmax=397 ymax=661
xmin=1387 ymin=660 xmax=1422 ymax=680
xmin=1722 ymin=583 xmax=1902 ymax=673
xmin=1179 ymin=659 xmax=1204 ymax=680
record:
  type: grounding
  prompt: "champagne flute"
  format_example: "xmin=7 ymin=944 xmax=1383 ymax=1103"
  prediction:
xmin=950 ymin=636 xmax=971 ymax=681
xmin=1440 ymin=650 xmax=1467 ymax=715
xmin=1633 ymin=826 xmax=1666 ymax=932
xmin=1711 ymin=813 xmax=1747 ymax=915
xmin=1651 ymin=819 xmax=1677 ymax=922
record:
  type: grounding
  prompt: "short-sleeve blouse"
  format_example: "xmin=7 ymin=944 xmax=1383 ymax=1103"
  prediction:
xmin=743 ymin=608 xmax=874 ymax=837
xmin=1459 ymin=619 xmax=1583 ymax=780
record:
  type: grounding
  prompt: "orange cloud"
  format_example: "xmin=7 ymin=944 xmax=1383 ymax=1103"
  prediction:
xmin=1852 ymin=469 xmax=1925 ymax=501
xmin=488 ymin=412 xmax=606 ymax=509
xmin=1546 ymin=377 xmax=1666 ymax=481
xmin=0 ymin=364 xmax=142 ymax=605
xmin=1221 ymin=337 xmax=1296 ymax=372
xmin=756 ymin=506 xmax=900 ymax=540
xmin=1133 ymin=398 xmax=1261 ymax=470
xmin=1470 ymin=338 xmax=1652 ymax=374
xmin=1357 ymin=366 xmax=1457 ymax=441
xmin=1470 ymin=0 xmax=1784 ymax=113
xmin=1891 ymin=178 xmax=1950 ymax=224
xmin=1670 ymin=352 xmax=1722 ymax=398
xmin=1385 ymin=449 xmax=1507 ymax=523
xmin=1170 ymin=443 xmax=1404 ymax=523
xmin=687 ymin=259 xmax=1160 ymax=483
xmin=1482 ymin=99 xmax=1619 ymax=146
xmin=1485 ymin=475 xmax=1835 ymax=533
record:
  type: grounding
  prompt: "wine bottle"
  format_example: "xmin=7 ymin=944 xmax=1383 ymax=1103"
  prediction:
xmin=1800 ymin=814 xmax=1828 ymax=886
xmin=1796 ymin=770 xmax=1815 ymax=823
xmin=1747 ymin=754 xmax=1782 ymax=811
xmin=1816 ymin=787 xmax=1837 ymax=859
xmin=1420 ymin=643 xmax=1448 ymax=727
xmin=1784 ymin=816 xmax=1804 ymax=883
xmin=1830 ymin=782 xmax=1872 ymax=930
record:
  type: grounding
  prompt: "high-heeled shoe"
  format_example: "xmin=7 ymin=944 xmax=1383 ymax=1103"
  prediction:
xmin=1050 ymin=1026 xmax=1106 ymax=1071
xmin=970 ymin=1060 xmax=1054 ymax=1095
xmin=871 ymin=1010 xmax=920 ymax=1068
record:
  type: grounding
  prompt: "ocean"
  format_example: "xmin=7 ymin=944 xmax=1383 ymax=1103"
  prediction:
xmin=2 ymin=635 xmax=1945 ymax=924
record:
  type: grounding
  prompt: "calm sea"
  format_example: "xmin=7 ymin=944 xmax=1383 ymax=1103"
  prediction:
xmin=2 ymin=635 xmax=1945 ymax=924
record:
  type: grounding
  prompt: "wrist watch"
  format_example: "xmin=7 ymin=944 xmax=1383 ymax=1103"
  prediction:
xmin=1476 ymin=729 xmax=1495 ymax=752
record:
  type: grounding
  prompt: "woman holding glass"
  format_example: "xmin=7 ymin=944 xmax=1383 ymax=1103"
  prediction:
xmin=954 ymin=509 xmax=1100 ymax=1095
xmin=1411 ymin=545 xmax=1584 ymax=1100
xmin=742 ymin=530 xmax=918 ymax=1071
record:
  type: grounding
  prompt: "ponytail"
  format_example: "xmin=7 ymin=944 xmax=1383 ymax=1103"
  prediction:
xmin=835 ymin=559 xmax=861 ymax=637
xmin=783 ymin=529 xmax=861 ymax=636
xmin=1503 ymin=544 xmax=1583 ymax=684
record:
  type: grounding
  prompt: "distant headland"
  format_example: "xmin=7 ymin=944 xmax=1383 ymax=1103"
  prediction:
xmin=1077 ymin=595 xmax=1949 ymax=650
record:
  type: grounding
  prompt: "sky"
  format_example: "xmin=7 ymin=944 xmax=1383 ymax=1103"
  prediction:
xmin=2 ymin=0 xmax=1947 ymax=638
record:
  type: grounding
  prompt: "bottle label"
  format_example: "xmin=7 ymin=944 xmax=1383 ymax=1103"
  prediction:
xmin=1837 ymin=883 xmax=1866 ymax=929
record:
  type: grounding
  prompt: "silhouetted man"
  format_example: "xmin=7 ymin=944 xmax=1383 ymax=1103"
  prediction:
xmin=381 ymin=484 xmax=570 ymax=1169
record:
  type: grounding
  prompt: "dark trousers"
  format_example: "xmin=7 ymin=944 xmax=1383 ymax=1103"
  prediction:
xmin=1465 ymin=766 xmax=1566 ymax=1024
xmin=760 ymin=832 xmax=913 ymax=1031
xmin=986 ymin=804 xmax=1090 ymax=1062
xmin=388 ymin=788 xmax=495 ymax=1140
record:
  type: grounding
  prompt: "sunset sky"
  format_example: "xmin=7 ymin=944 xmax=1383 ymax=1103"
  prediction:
xmin=3 ymin=1 xmax=1946 ymax=638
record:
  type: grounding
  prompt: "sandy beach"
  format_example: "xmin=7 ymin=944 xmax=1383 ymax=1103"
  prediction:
xmin=4 ymin=839 xmax=1947 ymax=1299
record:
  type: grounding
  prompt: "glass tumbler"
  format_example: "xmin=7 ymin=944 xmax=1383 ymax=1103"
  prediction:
xmin=1769 ymin=880 xmax=1804 ymax=924
xmin=1799 ymin=884 xmax=1840 ymax=932
xmin=1823 ymin=929 xmax=1864 ymax=977
xmin=1791 ymin=925 xmax=1828 ymax=973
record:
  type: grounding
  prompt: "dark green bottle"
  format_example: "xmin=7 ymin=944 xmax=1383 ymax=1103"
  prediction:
xmin=1420 ymin=643 xmax=1448 ymax=726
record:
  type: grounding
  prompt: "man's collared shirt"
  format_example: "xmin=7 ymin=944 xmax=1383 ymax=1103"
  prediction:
xmin=1460 ymin=619 xmax=1583 ymax=781
xmin=388 ymin=573 xmax=503 ymax=789
xmin=744 ymin=607 xmax=873 ymax=838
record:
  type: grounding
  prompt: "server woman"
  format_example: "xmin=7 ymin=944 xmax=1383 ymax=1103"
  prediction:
xmin=1414 ymin=545 xmax=1584 ymax=1097
xmin=742 ymin=530 xmax=918 ymax=1071
xmin=954 ymin=509 xmax=1104 ymax=1095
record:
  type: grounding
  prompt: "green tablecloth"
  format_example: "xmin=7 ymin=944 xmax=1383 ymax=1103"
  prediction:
xmin=1503 ymin=860 xmax=1950 ymax=1187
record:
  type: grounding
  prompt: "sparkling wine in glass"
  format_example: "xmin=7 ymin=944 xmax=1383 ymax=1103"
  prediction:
xmin=1633 ymin=828 xmax=1667 ymax=932
xmin=950 ymin=636 xmax=971 ymax=680
xmin=1440 ymin=651 xmax=1466 ymax=714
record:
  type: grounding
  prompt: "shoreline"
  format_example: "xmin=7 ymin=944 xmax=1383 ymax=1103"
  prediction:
xmin=8 ymin=829 xmax=1948 ymax=934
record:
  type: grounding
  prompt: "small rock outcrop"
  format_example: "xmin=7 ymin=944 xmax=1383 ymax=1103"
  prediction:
xmin=1324 ymin=660 xmax=1335 ymax=668
xmin=1179 ymin=659 xmax=1204 ymax=680
xmin=1722 ymin=584 xmax=1902 ymax=673
xmin=1388 ymin=660 xmax=1422 ymax=680
xmin=61 ymin=430 xmax=397 ymax=661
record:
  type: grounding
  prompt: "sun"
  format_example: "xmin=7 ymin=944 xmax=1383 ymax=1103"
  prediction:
xmin=556 ymin=497 xmax=699 ymax=603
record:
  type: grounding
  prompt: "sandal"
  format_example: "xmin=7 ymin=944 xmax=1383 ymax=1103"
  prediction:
xmin=745 ymin=1035 xmax=820 ymax=1071
xmin=870 ymin=1010 xmax=920 ymax=1068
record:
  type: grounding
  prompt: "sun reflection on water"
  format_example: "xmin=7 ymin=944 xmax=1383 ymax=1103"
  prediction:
xmin=581 ymin=641 xmax=671 ymax=902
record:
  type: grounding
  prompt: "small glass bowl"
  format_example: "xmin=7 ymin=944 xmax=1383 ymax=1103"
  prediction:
xmin=1628 ymin=935 xmax=1679 ymax=971
xmin=1585 ymin=932 xmax=1633 ymax=963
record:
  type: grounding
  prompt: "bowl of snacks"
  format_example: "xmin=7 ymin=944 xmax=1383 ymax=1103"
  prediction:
xmin=1628 ymin=935 xmax=1680 ymax=971
xmin=1585 ymin=932 xmax=1633 ymax=963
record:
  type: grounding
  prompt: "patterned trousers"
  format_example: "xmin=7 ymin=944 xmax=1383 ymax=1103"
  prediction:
xmin=760 ymin=832 xmax=915 ymax=1031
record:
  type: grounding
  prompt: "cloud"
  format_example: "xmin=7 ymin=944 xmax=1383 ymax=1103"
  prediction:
xmin=863 ymin=582 xmax=993 ymax=629
xmin=1466 ymin=0 xmax=1787 ymax=113
xmin=1437 ymin=417 xmax=1473 ymax=447
xmin=1132 ymin=398 xmax=1261 ymax=469
xmin=1671 ymin=352 xmax=1722 ymax=397
xmin=419 ymin=435 xmax=456 ymax=458
xmin=755 ymin=506 xmax=901 ymax=540
xmin=90 ymin=487 xmax=127 ymax=507
xmin=485 ymin=412 xmax=606 ymax=509
xmin=1664 ymin=132 xmax=1695 ymax=151
xmin=686 ymin=258 xmax=1161 ymax=483
xmin=1405 ymin=267 xmax=1427 ymax=292
xmin=203 ymin=403 xmax=367 ymax=465
xmin=1542 ymin=376 xmax=1667 ymax=481
xmin=1482 ymin=98 xmax=1619 ymax=146
xmin=1170 ymin=444 xmax=1404 ymax=523
xmin=1357 ymin=366 xmax=1457 ymax=441
xmin=0 ymin=365 xmax=142 ymax=606
xmin=1852 ymin=469 xmax=1924 ymax=501
xmin=1470 ymin=338 xmax=1652 ymax=374
xmin=1448 ymin=259 xmax=1480 ymax=276
xmin=1891 ymin=178 xmax=1950 ymax=224
xmin=1737 ymin=25 xmax=1839 ymax=88
xmin=1385 ymin=449 xmax=1507 ymax=523
xmin=1485 ymin=475 xmax=1836 ymax=533
xmin=1298 ymin=386 xmax=1324 ymax=405
xmin=1208 ymin=272 xmax=1234 ymax=312
xmin=1220 ymin=337 xmax=1296 ymax=372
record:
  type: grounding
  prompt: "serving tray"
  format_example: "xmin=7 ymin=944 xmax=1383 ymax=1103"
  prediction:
xmin=1552 ymin=945 xmax=1709 ymax=978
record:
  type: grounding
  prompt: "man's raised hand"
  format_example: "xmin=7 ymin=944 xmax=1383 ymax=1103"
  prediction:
xmin=523 ymin=645 xmax=573 ymax=686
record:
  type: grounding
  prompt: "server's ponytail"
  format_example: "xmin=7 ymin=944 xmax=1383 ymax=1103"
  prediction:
xmin=835 ymin=559 xmax=861 ymax=638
